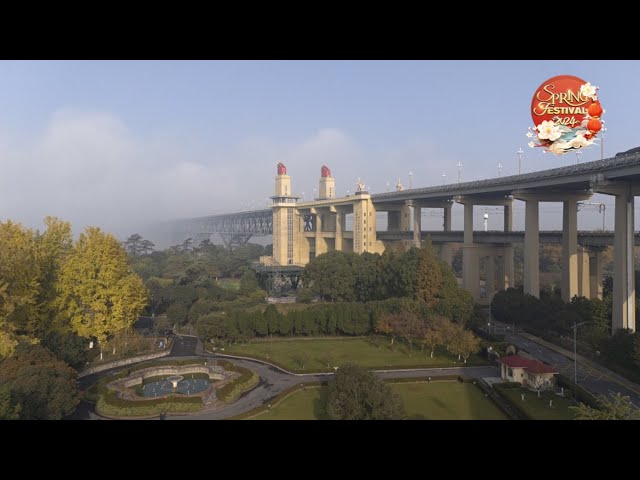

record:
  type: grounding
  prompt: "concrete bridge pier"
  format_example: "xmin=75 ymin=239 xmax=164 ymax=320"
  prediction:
xmin=595 ymin=183 xmax=638 ymax=332
xmin=587 ymin=246 xmax=605 ymax=300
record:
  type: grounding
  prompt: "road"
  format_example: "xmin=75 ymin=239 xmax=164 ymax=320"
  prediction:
xmin=490 ymin=320 xmax=640 ymax=407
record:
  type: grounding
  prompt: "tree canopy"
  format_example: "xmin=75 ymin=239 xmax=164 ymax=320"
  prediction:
xmin=56 ymin=227 xmax=148 ymax=345
xmin=326 ymin=362 xmax=405 ymax=420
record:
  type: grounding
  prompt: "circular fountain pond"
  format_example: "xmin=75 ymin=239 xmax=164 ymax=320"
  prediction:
xmin=142 ymin=373 xmax=210 ymax=397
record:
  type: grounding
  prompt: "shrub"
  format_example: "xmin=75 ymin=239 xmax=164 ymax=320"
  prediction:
xmin=217 ymin=360 xmax=259 ymax=402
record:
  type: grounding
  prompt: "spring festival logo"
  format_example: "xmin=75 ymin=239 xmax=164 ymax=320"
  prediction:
xmin=528 ymin=75 xmax=604 ymax=156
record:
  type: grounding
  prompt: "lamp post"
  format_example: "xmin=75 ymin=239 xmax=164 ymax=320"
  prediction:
xmin=600 ymin=127 xmax=607 ymax=160
xmin=498 ymin=162 xmax=502 ymax=178
xmin=516 ymin=147 xmax=523 ymax=174
xmin=575 ymin=150 xmax=582 ymax=165
xmin=572 ymin=321 xmax=591 ymax=384
xmin=457 ymin=161 xmax=462 ymax=182
xmin=442 ymin=172 xmax=446 ymax=185
xmin=409 ymin=170 xmax=413 ymax=189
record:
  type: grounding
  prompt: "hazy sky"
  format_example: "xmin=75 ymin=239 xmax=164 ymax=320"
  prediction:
xmin=0 ymin=60 xmax=638 ymax=240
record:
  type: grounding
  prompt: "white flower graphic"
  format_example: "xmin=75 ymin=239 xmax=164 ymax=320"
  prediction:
xmin=580 ymin=82 xmax=597 ymax=100
xmin=528 ymin=141 xmax=535 ymax=148
xmin=526 ymin=132 xmax=534 ymax=138
xmin=537 ymin=120 xmax=562 ymax=141
xmin=569 ymin=134 xmax=593 ymax=149
xmin=548 ymin=140 xmax=571 ymax=156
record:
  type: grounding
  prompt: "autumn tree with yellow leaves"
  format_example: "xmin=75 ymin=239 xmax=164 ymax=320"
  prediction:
xmin=56 ymin=227 xmax=148 ymax=358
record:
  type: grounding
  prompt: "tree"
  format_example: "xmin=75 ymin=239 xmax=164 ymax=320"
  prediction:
xmin=414 ymin=244 xmax=443 ymax=308
xmin=569 ymin=393 xmax=640 ymax=420
xmin=123 ymin=233 xmax=144 ymax=256
xmin=303 ymin=251 xmax=356 ymax=302
xmin=457 ymin=329 xmax=481 ymax=363
xmin=239 ymin=269 xmax=261 ymax=297
xmin=56 ymin=227 xmax=148 ymax=357
xmin=0 ymin=343 xmax=80 ymax=420
xmin=326 ymin=362 xmax=405 ymax=420
xmin=35 ymin=216 xmax=73 ymax=334
xmin=41 ymin=330 xmax=88 ymax=370
xmin=421 ymin=315 xmax=448 ymax=358
xmin=0 ymin=220 xmax=41 ymax=341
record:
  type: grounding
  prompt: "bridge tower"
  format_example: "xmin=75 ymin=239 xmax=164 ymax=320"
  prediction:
xmin=271 ymin=162 xmax=299 ymax=265
xmin=318 ymin=165 xmax=335 ymax=199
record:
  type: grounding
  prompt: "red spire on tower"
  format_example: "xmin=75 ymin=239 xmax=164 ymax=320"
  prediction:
xmin=321 ymin=165 xmax=331 ymax=178
xmin=277 ymin=162 xmax=287 ymax=175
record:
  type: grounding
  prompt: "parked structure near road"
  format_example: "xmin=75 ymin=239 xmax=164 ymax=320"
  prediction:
xmin=498 ymin=355 xmax=558 ymax=390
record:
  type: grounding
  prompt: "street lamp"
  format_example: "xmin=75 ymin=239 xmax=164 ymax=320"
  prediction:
xmin=575 ymin=150 xmax=582 ymax=165
xmin=572 ymin=321 xmax=591 ymax=384
xmin=516 ymin=147 xmax=524 ymax=174
xmin=457 ymin=161 xmax=462 ymax=182
xmin=409 ymin=170 xmax=413 ymax=189
xmin=498 ymin=162 xmax=502 ymax=177
xmin=442 ymin=172 xmax=446 ymax=185
xmin=600 ymin=127 xmax=607 ymax=160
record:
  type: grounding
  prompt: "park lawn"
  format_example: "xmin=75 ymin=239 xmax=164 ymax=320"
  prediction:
xmin=217 ymin=278 xmax=240 ymax=292
xmin=223 ymin=337 xmax=488 ymax=372
xmin=253 ymin=386 xmax=329 ymax=420
xmin=497 ymin=386 xmax=577 ymax=420
xmin=251 ymin=381 xmax=507 ymax=420
xmin=395 ymin=381 xmax=508 ymax=420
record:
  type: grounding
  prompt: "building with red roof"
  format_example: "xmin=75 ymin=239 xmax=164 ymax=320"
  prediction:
xmin=497 ymin=355 xmax=558 ymax=390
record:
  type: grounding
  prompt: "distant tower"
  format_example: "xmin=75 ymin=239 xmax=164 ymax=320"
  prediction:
xmin=275 ymin=162 xmax=291 ymax=197
xmin=271 ymin=162 xmax=299 ymax=265
xmin=318 ymin=165 xmax=335 ymax=199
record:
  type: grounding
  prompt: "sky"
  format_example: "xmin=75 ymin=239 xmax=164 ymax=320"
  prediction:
xmin=0 ymin=60 xmax=638 ymax=242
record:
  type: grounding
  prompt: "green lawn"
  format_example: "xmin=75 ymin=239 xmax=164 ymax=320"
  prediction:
xmin=496 ymin=386 xmax=577 ymax=420
xmin=218 ymin=278 xmax=240 ymax=292
xmin=251 ymin=381 xmax=508 ymax=420
xmin=223 ymin=337 xmax=487 ymax=372
xmin=253 ymin=387 xmax=329 ymax=420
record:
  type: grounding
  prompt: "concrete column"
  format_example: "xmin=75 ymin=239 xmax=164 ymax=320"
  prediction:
xmin=561 ymin=200 xmax=579 ymax=302
xmin=577 ymin=247 xmax=590 ymax=298
xmin=463 ymin=203 xmax=473 ymax=244
xmin=444 ymin=204 xmax=452 ymax=232
xmin=462 ymin=202 xmax=480 ymax=299
xmin=613 ymin=190 xmax=635 ymax=331
xmin=496 ymin=255 xmax=505 ymax=291
xmin=486 ymin=254 xmax=496 ymax=298
xmin=503 ymin=245 xmax=514 ymax=289
xmin=463 ymin=246 xmax=480 ymax=300
xmin=413 ymin=206 xmax=421 ymax=246
xmin=335 ymin=210 xmax=343 ymax=251
xmin=440 ymin=244 xmax=453 ymax=266
xmin=588 ymin=249 xmax=604 ymax=300
xmin=524 ymin=199 xmax=539 ymax=298
xmin=504 ymin=203 xmax=513 ymax=232
xmin=315 ymin=212 xmax=328 ymax=256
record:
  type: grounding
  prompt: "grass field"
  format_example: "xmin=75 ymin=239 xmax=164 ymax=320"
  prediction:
xmin=223 ymin=337 xmax=488 ymax=372
xmin=217 ymin=278 xmax=240 ymax=292
xmin=251 ymin=381 xmax=508 ymax=420
xmin=496 ymin=386 xmax=577 ymax=420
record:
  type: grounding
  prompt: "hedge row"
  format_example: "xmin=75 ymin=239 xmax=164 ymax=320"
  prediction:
xmin=556 ymin=374 xmax=600 ymax=409
xmin=216 ymin=360 xmax=259 ymax=402
xmin=97 ymin=394 xmax=202 ymax=417
xmin=382 ymin=375 xmax=462 ymax=384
